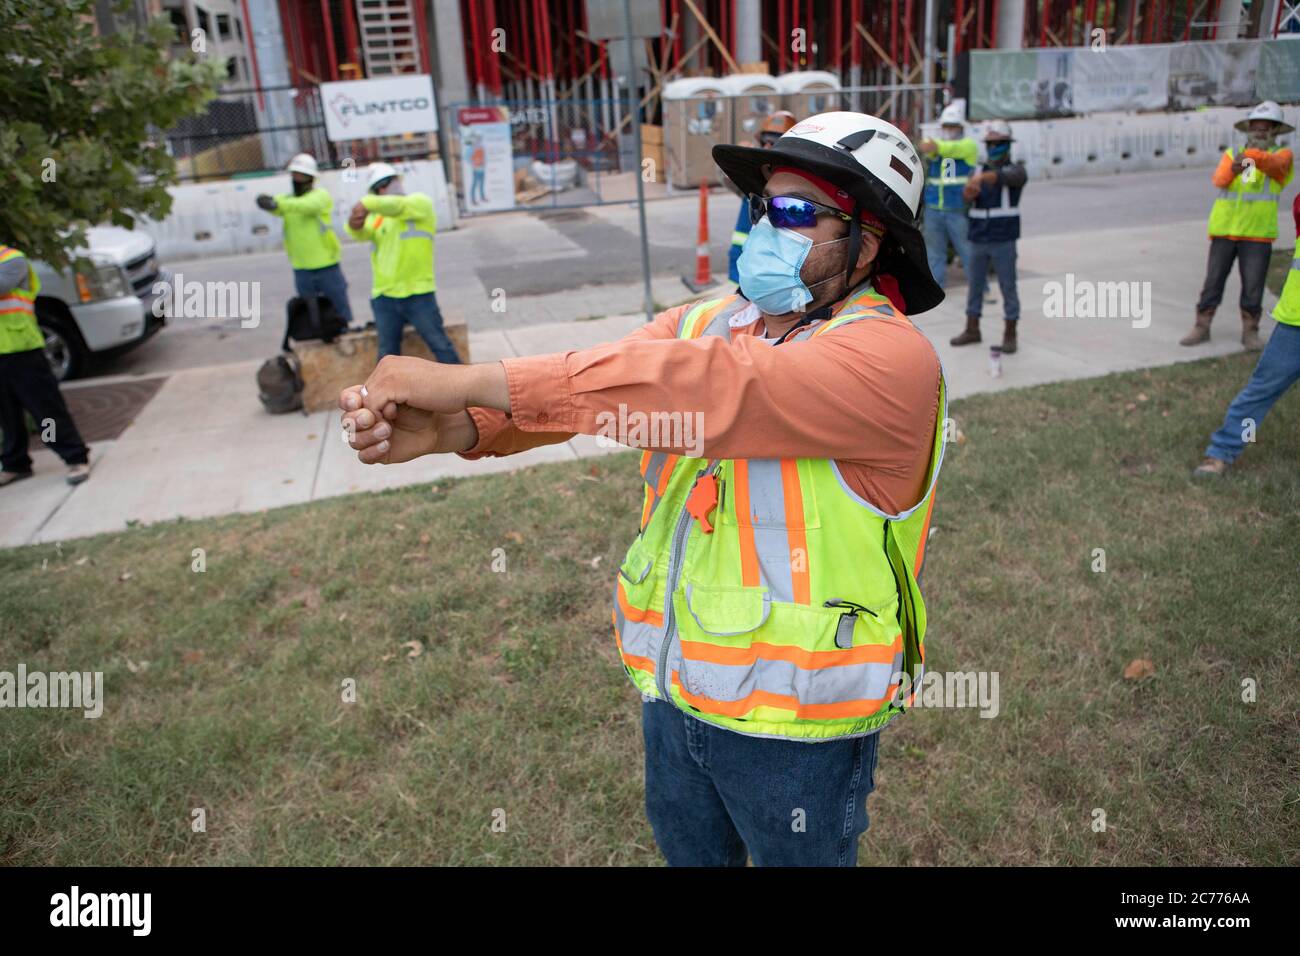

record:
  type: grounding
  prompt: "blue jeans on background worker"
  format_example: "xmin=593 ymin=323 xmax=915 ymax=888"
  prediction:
xmin=371 ymin=291 xmax=462 ymax=363
xmin=293 ymin=264 xmax=354 ymax=326
xmin=641 ymin=698 xmax=880 ymax=866
xmin=924 ymin=206 xmax=971 ymax=287
xmin=966 ymin=239 xmax=1020 ymax=322
xmin=1205 ymin=322 xmax=1300 ymax=463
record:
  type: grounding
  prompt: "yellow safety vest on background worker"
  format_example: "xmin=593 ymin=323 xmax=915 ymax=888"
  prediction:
xmin=613 ymin=284 xmax=947 ymax=740
xmin=1207 ymin=146 xmax=1291 ymax=241
xmin=346 ymin=192 xmax=437 ymax=299
xmin=1271 ymin=245 xmax=1300 ymax=327
xmin=0 ymin=245 xmax=47 ymax=355
xmin=271 ymin=187 xmax=342 ymax=271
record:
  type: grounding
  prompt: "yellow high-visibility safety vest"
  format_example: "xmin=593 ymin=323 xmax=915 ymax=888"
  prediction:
xmin=613 ymin=284 xmax=947 ymax=740
xmin=1271 ymin=245 xmax=1300 ymax=327
xmin=346 ymin=192 xmax=437 ymax=299
xmin=1207 ymin=147 xmax=1291 ymax=240
xmin=272 ymin=187 xmax=342 ymax=271
xmin=0 ymin=245 xmax=46 ymax=355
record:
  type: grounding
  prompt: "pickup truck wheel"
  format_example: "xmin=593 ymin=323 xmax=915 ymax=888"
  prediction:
xmin=35 ymin=309 xmax=87 ymax=382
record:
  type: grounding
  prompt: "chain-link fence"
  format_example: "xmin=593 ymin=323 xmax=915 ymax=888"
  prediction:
xmin=444 ymin=84 xmax=946 ymax=216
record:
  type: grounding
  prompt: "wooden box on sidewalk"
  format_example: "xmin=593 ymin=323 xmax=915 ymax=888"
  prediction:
xmin=293 ymin=318 xmax=470 ymax=413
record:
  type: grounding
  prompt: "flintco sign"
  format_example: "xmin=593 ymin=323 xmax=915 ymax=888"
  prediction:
xmin=320 ymin=74 xmax=439 ymax=142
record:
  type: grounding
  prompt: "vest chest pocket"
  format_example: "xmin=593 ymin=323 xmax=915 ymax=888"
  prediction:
xmin=672 ymin=583 xmax=905 ymax=722
xmin=616 ymin=535 xmax=660 ymax=614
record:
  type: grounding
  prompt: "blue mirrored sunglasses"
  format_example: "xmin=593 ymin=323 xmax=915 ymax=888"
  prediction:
xmin=748 ymin=193 xmax=853 ymax=230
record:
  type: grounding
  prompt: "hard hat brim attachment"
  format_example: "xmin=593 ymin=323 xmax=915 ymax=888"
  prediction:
xmin=713 ymin=138 xmax=945 ymax=315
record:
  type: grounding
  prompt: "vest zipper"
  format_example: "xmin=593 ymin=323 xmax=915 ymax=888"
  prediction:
xmin=656 ymin=467 xmax=710 ymax=701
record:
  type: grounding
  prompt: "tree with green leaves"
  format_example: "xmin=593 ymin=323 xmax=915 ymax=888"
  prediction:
xmin=0 ymin=0 xmax=224 ymax=269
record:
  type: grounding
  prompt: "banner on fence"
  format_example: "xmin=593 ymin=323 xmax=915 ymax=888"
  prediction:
xmin=320 ymin=74 xmax=439 ymax=142
xmin=1071 ymin=45 xmax=1170 ymax=113
xmin=1258 ymin=40 xmax=1300 ymax=103
xmin=458 ymin=107 xmax=515 ymax=213
xmin=1167 ymin=42 xmax=1259 ymax=110
xmin=969 ymin=50 xmax=1039 ymax=119
xmin=969 ymin=40 xmax=1281 ymax=121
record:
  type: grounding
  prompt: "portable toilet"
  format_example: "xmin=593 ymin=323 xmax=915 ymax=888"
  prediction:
xmin=723 ymin=73 xmax=782 ymax=145
xmin=777 ymin=70 xmax=843 ymax=119
xmin=663 ymin=76 xmax=730 ymax=187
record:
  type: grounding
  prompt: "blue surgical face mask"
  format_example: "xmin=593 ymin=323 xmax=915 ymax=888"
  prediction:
xmin=987 ymin=142 xmax=1010 ymax=162
xmin=737 ymin=217 xmax=846 ymax=316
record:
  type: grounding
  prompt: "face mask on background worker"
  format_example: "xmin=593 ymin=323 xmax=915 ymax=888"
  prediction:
xmin=986 ymin=141 xmax=1011 ymax=163
xmin=736 ymin=216 xmax=851 ymax=316
xmin=942 ymin=125 xmax=963 ymax=141
xmin=1246 ymin=128 xmax=1277 ymax=149
xmin=291 ymin=175 xmax=312 ymax=196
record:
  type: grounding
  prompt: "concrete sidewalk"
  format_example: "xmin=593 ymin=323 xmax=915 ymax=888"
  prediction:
xmin=0 ymin=214 xmax=1268 ymax=548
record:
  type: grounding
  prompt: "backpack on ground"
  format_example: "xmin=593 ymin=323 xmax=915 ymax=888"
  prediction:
xmin=283 ymin=295 xmax=348 ymax=350
xmin=256 ymin=352 xmax=303 ymax=414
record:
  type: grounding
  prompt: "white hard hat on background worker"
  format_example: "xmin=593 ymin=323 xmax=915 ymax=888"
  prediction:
xmin=1235 ymin=101 xmax=1294 ymax=134
xmin=286 ymin=153 xmax=319 ymax=178
xmin=938 ymin=102 xmax=965 ymax=127
xmin=365 ymin=162 xmax=401 ymax=193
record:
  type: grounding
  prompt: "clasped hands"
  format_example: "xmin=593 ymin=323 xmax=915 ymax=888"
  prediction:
xmin=339 ymin=355 xmax=509 ymax=464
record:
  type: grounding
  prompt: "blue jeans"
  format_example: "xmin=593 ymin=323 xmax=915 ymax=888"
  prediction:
xmin=924 ymin=206 xmax=971 ymax=287
xmin=293 ymin=264 xmax=354 ymax=325
xmin=966 ymin=239 xmax=1020 ymax=322
xmin=641 ymin=699 xmax=881 ymax=866
xmin=1206 ymin=322 xmax=1300 ymax=463
xmin=371 ymin=292 xmax=461 ymax=363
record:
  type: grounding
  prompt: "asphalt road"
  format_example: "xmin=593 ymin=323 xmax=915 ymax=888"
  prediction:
xmin=86 ymin=165 xmax=1248 ymax=382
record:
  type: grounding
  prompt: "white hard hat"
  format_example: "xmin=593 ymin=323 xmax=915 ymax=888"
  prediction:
xmin=365 ymin=161 xmax=400 ymax=192
xmin=983 ymin=118 xmax=1014 ymax=141
xmin=1236 ymin=101 xmax=1294 ymax=134
xmin=939 ymin=103 xmax=965 ymax=126
xmin=712 ymin=111 xmax=942 ymax=313
xmin=287 ymin=153 xmax=319 ymax=177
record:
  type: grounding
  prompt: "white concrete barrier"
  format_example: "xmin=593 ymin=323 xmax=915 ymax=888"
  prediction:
xmin=146 ymin=159 xmax=457 ymax=262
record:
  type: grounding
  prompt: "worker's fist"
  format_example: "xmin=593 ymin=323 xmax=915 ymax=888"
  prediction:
xmin=339 ymin=399 xmax=439 ymax=465
xmin=255 ymin=194 xmax=277 ymax=211
xmin=347 ymin=354 xmax=475 ymax=421
xmin=348 ymin=202 xmax=368 ymax=230
xmin=961 ymin=179 xmax=981 ymax=201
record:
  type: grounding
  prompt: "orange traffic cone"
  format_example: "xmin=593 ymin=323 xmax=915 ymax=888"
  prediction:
xmin=682 ymin=182 xmax=713 ymax=293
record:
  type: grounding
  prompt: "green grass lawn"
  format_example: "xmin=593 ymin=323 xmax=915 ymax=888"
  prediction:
xmin=1 ymin=352 xmax=1297 ymax=866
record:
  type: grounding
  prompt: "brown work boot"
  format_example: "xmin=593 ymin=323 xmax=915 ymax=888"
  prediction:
xmin=950 ymin=315 xmax=981 ymax=346
xmin=1241 ymin=311 xmax=1264 ymax=351
xmin=1192 ymin=456 xmax=1230 ymax=478
xmin=1180 ymin=309 xmax=1213 ymax=346
xmin=1001 ymin=320 xmax=1018 ymax=354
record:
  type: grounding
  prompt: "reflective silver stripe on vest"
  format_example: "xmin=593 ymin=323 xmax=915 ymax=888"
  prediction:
xmin=1216 ymin=189 xmax=1278 ymax=202
xmin=640 ymin=451 xmax=671 ymax=527
xmin=787 ymin=302 xmax=894 ymax=343
xmin=969 ymin=186 xmax=1020 ymax=219
xmin=678 ymin=652 xmax=900 ymax=707
xmin=744 ymin=459 xmax=799 ymax=604
xmin=400 ymin=221 xmax=434 ymax=241
xmin=613 ymin=587 xmax=661 ymax=665
xmin=642 ymin=451 xmax=671 ymax=489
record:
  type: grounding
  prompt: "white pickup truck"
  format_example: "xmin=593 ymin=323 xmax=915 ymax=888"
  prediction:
xmin=31 ymin=226 xmax=170 ymax=381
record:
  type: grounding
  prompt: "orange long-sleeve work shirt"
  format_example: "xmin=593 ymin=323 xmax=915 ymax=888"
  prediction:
xmin=1211 ymin=147 xmax=1293 ymax=190
xmin=459 ymin=295 xmax=942 ymax=516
